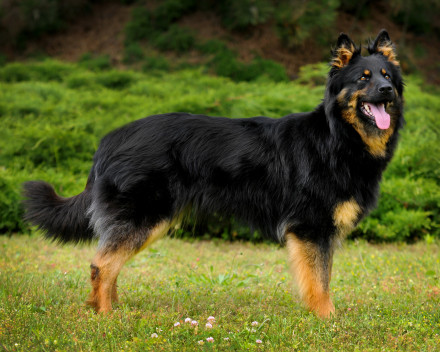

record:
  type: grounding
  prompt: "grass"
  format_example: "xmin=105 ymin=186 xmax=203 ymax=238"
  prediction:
xmin=0 ymin=235 xmax=439 ymax=351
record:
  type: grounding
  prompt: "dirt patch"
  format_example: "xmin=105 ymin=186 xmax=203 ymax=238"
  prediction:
xmin=23 ymin=2 xmax=132 ymax=64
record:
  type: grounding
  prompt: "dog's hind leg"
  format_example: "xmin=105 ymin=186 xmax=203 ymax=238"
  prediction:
xmin=87 ymin=220 xmax=171 ymax=313
xmin=286 ymin=233 xmax=335 ymax=318
xmin=87 ymin=247 xmax=133 ymax=313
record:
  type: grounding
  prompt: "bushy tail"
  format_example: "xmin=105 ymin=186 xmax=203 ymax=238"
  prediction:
xmin=22 ymin=181 xmax=94 ymax=244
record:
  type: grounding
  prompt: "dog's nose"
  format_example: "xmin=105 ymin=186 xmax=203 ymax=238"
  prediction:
xmin=378 ymin=85 xmax=393 ymax=94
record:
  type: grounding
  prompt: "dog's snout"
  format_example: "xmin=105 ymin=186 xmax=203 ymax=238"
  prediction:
xmin=378 ymin=85 xmax=393 ymax=94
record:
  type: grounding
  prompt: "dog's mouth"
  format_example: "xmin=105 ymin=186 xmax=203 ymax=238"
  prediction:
xmin=360 ymin=102 xmax=391 ymax=130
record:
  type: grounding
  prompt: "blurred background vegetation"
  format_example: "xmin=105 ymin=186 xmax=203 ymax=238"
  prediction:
xmin=0 ymin=0 xmax=439 ymax=242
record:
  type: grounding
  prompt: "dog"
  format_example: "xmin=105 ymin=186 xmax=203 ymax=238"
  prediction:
xmin=23 ymin=30 xmax=404 ymax=318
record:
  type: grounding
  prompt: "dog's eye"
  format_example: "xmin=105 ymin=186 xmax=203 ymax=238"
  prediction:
xmin=384 ymin=74 xmax=391 ymax=80
xmin=360 ymin=75 xmax=369 ymax=81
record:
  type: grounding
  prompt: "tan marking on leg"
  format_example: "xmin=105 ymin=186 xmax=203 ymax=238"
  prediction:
xmin=86 ymin=264 xmax=101 ymax=310
xmin=88 ymin=248 xmax=134 ymax=313
xmin=111 ymin=278 xmax=119 ymax=304
xmin=87 ymin=220 xmax=172 ymax=312
xmin=286 ymin=234 xmax=335 ymax=319
xmin=135 ymin=220 xmax=171 ymax=254
xmin=333 ymin=198 xmax=361 ymax=239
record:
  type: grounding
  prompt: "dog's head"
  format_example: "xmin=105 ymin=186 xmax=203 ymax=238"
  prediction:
xmin=325 ymin=30 xmax=404 ymax=157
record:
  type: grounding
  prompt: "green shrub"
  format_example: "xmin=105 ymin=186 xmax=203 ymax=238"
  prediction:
xmin=125 ymin=1 xmax=196 ymax=45
xmin=0 ymin=60 xmax=74 ymax=82
xmin=210 ymin=51 xmax=249 ymax=81
xmin=153 ymin=0 xmax=196 ymax=31
xmin=95 ymin=71 xmax=136 ymax=90
xmin=210 ymin=51 xmax=287 ymax=82
xmin=296 ymin=63 xmax=329 ymax=86
xmin=218 ymin=0 xmax=274 ymax=30
xmin=355 ymin=177 xmax=440 ymax=241
xmin=0 ymin=170 xmax=25 ymax=233
xmin=123 ymin=43 xmax=145 ymax=64
xmin=1 ymin=123 xmax=96 ymax=169
xmin=248 ymin=57 xmax=288 ymax=82
xmin=0 ymin=63 xmax=33 ymax=82
xmin=65 ymin=72 xmax=98 ymax=89
xmin=125 ymin=7 xmax=155 ymax=43
xmin=197 ymin=40 xmax=230 ymax=55
xmin=27 ymin=60 xmax=73 ymax=81
xmin=391 ymin=1 xmax=440 ymax=36
xmin=276 ymin=0 xmax=340 ymax=48
xmin=0 ymin=54 xmax=7 ymax=66
xmin=142 ymin=56 xmax=170 ymax=72
xmin=153 ymin=25 xmax=196 ymax=53
xmin=78 ymin=53 xmax=112 ymax=71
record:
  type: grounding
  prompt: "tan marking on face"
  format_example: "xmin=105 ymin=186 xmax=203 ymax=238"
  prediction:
xmin=364 ymin=69 xmax=371 ymax=76
xmin=381 ymin=68 xmax=387 ymax=75
xmin=332 ymin=44 xmax=356 ymax=69
xmin=285 ymin=234 xmax=335 ymax=319
xmin=337 ymin=88 xmax=396 ymax=158
xmin=333 ymin=198 xmax=361 ymax=238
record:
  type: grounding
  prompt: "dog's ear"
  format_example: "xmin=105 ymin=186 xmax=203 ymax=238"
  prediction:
xmin=331 ymin=33 xmax=359 ymax=70
xmin=368 ymin=29 xmax=399 ymax=66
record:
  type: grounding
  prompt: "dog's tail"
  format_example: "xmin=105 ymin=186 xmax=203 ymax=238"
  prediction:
xmin=22 ymin=181 xmax=94 ymax=244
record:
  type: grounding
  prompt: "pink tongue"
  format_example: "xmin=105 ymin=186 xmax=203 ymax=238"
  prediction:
xmin=368 ymin=103 xmax=390 ymax=130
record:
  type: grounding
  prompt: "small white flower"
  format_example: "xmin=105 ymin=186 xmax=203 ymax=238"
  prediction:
xmin=206 ymin=337 xmax=214 ymax=343
xmin=205 ymin=322 xmax=213 ymax=329
xmin=150 ymin=333 xmax=158 ymax=338
xmin=207 ymin=316 xmax=215 ymax=323
xmin=156 ymin=328 xmax=163 ymax=332
xmin=185 ymin=317 xmax=192 ymax=323
xmin=174 ymin=322 xmax=180 ymax=327
xmin=251 ymin=328 xmax=257 ymax=333
xmin=191 ymin=320 xmax=198 ymax=327
xmin=224 ymin=337 xmax=230 ymax=341
xmin=251 ymin=321 xmax=259 ymax=327
xmin=256 ymin=339 xmax=263 ymax=344
xmin=198 ymin=340 xmax=204 ymax=345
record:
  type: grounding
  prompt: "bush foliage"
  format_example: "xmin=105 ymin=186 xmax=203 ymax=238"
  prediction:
xmin=123 ymin=1 xmax=288 ymax=82
xmin=0 ymin=60 xmax=438 ymax=242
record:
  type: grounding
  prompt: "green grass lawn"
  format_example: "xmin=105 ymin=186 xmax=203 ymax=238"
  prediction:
xmin=0 ymin=235 xmax=439 ymax=351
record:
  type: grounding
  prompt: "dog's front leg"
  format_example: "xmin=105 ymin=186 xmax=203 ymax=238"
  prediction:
xmin=285 ymin=233 xmax=335 ymax=318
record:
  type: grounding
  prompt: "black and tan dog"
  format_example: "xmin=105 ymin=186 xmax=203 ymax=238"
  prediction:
xmin=23 ymin=30 xmax=404 ymax=318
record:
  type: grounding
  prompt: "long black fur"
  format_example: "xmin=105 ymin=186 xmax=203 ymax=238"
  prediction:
xmin=23 ymin=180 xmax=93 ymax=243
xmin=23 ymin=30 xmax=404 ymax=254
